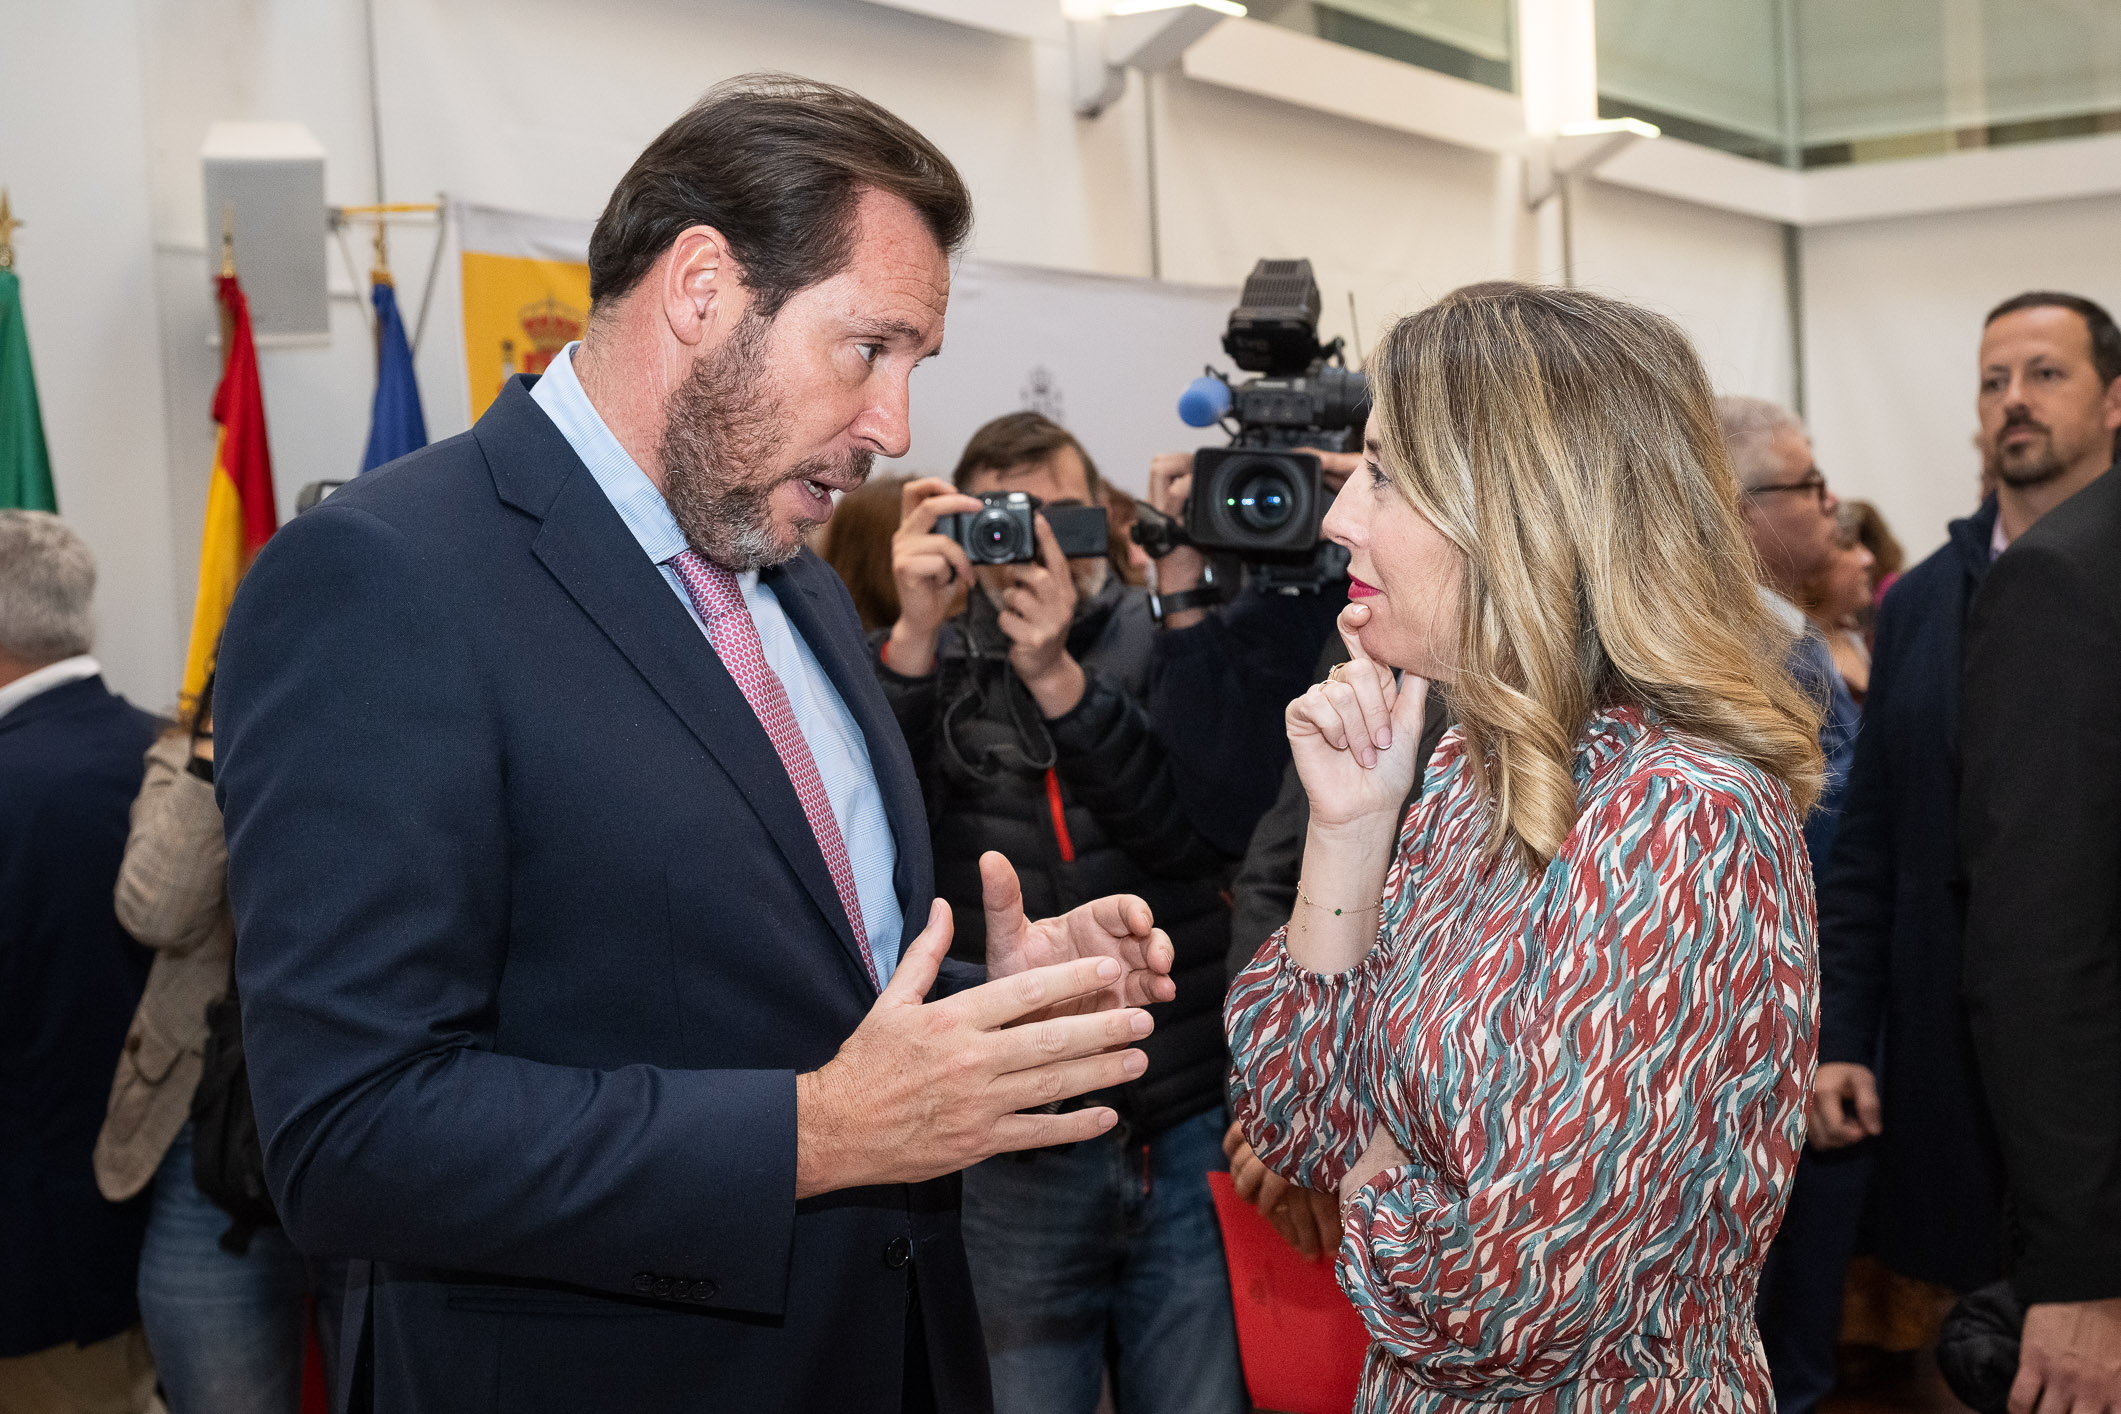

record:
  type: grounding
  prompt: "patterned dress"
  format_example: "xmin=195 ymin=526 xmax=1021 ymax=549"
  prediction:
xmin=1226 ymin=706 xmax=1817 ymax=1412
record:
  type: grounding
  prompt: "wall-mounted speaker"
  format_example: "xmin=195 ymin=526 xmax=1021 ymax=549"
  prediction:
xmin=201 ymin=121 xmax=328 ymax=345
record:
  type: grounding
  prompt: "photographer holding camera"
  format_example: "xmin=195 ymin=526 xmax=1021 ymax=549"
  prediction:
xmin=879 ymin=412 xmax=1249 ymax=1414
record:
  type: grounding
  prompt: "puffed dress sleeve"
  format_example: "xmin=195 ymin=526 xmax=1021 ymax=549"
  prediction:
xmin=1337 ymin=771 xmax=1813 ymax=1396
xmin=1224 ymin=744 xmax=1458 ymax=1194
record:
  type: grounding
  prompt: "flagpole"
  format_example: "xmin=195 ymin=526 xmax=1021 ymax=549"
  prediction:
xmin=333 ymin=203 xmax=440 ymax=372
xmin=218 ymin=205 xmax=236 ymax=373
xmin=370 ymin=219 xmax=391 ymax=372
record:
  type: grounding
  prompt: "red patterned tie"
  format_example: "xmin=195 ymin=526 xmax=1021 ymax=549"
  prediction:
xmin=667 ymin=549 xmax=880 ymax=990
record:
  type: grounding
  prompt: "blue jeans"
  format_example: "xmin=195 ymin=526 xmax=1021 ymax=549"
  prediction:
xmin=961 ymin=1105 xmax=1247 ymax=1414
xmin=135 ymin=1123 xmax=346 ymax=1414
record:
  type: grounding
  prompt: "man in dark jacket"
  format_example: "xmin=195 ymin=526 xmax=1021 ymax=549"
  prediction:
xmin=1960 ymin=442 xmax=2121 ymax=1413
xmin=218 ymin=81 xmax=1173 ymax=1414
xmin=0 ymin=511 xmax=158 ymax=1412
xmin=879 ymin=414 xmax=1260 ymax=1414
xmin=1808 ymin=294 xmax=2121 ymax=1318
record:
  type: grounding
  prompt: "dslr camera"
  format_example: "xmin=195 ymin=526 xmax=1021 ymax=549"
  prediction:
xmin=1134 ymin=258 xmax=1370 ymax=591
xmin=935 ymin=490 xmax=1110 ymax=566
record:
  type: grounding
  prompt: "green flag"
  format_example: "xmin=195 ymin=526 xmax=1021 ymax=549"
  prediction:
xmin=0 ymin=268 xmax=56 ymax=512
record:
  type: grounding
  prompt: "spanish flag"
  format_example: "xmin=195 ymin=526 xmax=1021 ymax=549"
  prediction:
xmin=181 ymin=274 xmax=277 ymax=707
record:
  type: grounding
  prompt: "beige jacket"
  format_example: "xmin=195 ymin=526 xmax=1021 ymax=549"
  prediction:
xmin=93 ymin=733 xmax=233 ymax=1201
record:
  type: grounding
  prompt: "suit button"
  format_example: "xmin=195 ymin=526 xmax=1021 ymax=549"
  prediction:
xmin=653 ymin=1277 xmax=674 ymax=1298
xmin=884 ymin=1236 xmax=912 ymax=1269
xmin=632 ymin=1273 xmax=655 ymax=1294
xmin=692 ymin=1280 xmax=718 ymax=1303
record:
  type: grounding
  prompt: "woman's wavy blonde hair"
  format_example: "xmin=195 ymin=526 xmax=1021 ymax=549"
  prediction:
xmin=1372 ymin=281 xmax=1824 ymax=876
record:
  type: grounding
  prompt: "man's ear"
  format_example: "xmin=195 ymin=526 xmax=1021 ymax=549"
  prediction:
xmin=2102 ymin=374 xmax=2121 ymax=433
xmin=661 ymin=226 xmax=744 ymax=349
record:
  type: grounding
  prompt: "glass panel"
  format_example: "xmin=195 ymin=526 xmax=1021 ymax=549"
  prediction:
xmin=1595 ymin=0 xmax=1797 ymax=165
xmin=1798 ymin=0 xmax=2121 ymax=166
xmin=1251 ymin=0 xmax=1516 ymax=93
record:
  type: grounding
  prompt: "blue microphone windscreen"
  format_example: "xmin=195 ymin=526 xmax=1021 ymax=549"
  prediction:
xmin=1178 ymin=376 xmax=1231 ymax=428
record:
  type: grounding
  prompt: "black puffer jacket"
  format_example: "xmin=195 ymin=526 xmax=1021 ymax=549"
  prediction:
xmin=875 ymin=574 xmax=1235 ymax=1139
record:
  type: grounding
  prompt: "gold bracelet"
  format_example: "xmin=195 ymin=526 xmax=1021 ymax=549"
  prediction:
xmin=1296 ymin=885 xmax=1381 ymax=918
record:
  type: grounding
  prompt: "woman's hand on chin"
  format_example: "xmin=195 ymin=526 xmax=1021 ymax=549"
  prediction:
xmin=1288 ymin=603 xmax=1430 ymax=832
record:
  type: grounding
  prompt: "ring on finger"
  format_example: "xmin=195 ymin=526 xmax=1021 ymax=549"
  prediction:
xmin=1326 ymin=661 xmax=1354 ymax=685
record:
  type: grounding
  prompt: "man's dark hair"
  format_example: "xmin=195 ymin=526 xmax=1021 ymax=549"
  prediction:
xmin=1984 ymin=291 xmax=2121 ymax=387
xmin=951 ymin=412 xmax=1104 ymax=502
xmin=588 ymin=73 xmax=972 ymax=319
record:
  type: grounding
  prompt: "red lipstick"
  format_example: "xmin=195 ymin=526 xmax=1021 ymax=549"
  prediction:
xmin=1349 ymin=574 xmax=1381 ymax=599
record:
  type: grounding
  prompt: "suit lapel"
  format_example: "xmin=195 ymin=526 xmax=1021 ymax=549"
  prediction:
xmin=475 ymin=390 xmax=870 ymax=988
xmin=765 ymin=555 xmax=931 ymax=957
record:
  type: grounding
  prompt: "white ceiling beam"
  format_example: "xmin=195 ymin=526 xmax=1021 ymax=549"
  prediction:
xmin=1179 ymin=16 xmax=1526 ymax=155
xmin=1797 ymin=130 xmax=2121 ymax=226
xmin=1594 ymin=129 xmax=1804 ymax=223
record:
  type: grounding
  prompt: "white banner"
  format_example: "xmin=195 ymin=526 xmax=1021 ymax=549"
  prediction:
xmin=897 ymin=259 xmax=1239 ymax=495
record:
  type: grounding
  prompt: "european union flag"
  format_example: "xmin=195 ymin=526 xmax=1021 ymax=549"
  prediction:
xmin=360 ymin=277 xmax=427 ymax=472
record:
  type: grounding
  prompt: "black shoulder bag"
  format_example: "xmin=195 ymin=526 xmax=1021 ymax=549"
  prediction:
xmin=189 ymin=966 xmax=281 ymax=1253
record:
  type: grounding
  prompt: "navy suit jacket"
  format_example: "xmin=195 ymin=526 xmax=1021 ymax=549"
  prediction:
xmin=0 ymin=675 xmax=156 ymax=1356
xmin=216 ymin=379 xmax=986 ymax=1414
xmin=1960 ymin=467 xmax=2121 ymax=1301
xmin=1814 ymin=498 xmax=2004 ymax=1290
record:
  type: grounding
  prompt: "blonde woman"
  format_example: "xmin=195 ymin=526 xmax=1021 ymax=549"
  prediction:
xmin=1226 ymin=283 xmax=1823 ymax=1412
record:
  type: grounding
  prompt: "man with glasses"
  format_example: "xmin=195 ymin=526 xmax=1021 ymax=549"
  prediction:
xmin=1719 ymin=396 xmax=1857 ymax=862
xmin=1716 ymin=394 xmax=1862 ymax=1414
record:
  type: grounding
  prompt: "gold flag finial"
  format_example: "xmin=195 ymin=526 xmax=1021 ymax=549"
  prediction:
xmin=219 ymin=204 xmax=236 ymax=278
xmin=0 ymin=189 xmax=21 ymax=273
xmin=370 ymin=217 xmax=392 ymax=286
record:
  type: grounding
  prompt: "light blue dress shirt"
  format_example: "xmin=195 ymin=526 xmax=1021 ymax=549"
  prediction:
xmin=530 ymin=343 xmax=904 ymax=980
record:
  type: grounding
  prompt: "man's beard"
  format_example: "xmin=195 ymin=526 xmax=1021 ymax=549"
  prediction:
xmin=657 ymin=314 xmax=873 ymax=570
xmin=1986 ymin=414 xmax=2067 ymax=489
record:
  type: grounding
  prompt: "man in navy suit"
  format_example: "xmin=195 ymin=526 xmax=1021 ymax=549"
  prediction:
xmin=214 ymin=76 xmax=1175 ymax=1414
xmin=0 ymin=511 xmax=160 ymax=1411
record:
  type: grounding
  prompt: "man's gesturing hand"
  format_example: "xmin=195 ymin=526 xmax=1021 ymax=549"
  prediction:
xmin=982 ymin=852 xmax=1176 ymax=1018
xmin=796 ymin=896 xmax=1154 ymax=1198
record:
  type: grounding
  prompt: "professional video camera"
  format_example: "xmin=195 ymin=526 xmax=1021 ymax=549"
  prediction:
xmin=1132 ymin=258 xmax=1370 ymax=593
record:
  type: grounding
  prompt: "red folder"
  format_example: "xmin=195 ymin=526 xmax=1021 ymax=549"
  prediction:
xmin=1207 ymin=1169 xmax=1370 ymax=1414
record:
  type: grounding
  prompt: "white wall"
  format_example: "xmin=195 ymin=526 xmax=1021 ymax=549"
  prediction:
xmin=10 ymin=0 xmax=1806 ymax=706
xmin=0 ymin=0 xmax=180 ymax=711
xmin=1573 ymin=179 xmax=1795 ymax=406
xmin=1802 ymin=191 xmax=2121 ymax=562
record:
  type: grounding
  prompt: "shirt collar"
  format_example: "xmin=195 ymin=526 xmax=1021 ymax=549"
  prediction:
xmin=0 ymin=654 xmax=102 ymax=722
xmin=1989 ymin=514 xmax=2011 ymax=561
xmin=530 ymin=341 xmax=691 ymax=568
xmin=1757 ymin=583 xmax=1807 ymax=634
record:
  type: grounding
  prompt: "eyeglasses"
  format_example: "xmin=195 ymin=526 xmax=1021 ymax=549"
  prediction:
xmin=1746 ymin=469 xmax=1830 ymax=510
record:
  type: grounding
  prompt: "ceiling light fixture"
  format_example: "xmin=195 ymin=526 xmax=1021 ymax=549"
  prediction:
xmin=1070 ymin=0 xmax=1244 ymax=117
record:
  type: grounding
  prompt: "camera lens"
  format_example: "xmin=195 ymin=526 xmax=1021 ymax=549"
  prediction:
xmin=1229 ymin=469 xmax=1297 ymax=534
xmin=969 ymin=506 xmax=1029 ymax=563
